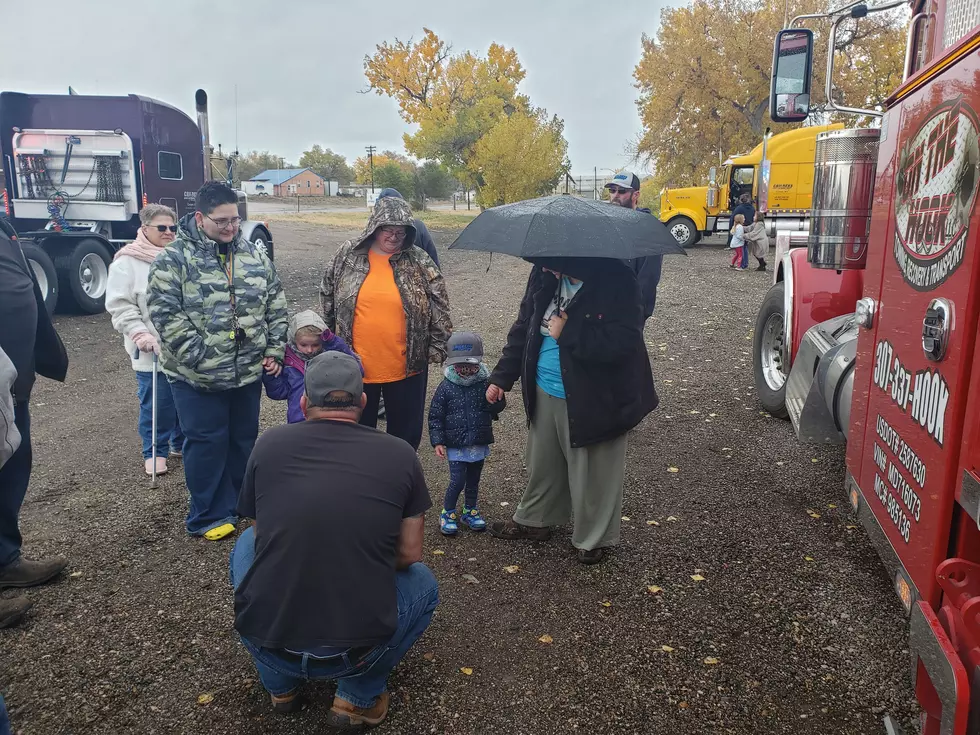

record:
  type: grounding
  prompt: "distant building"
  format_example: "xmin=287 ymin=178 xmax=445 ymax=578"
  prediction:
xmin=245 ymin=168 xmax=337 ymax=197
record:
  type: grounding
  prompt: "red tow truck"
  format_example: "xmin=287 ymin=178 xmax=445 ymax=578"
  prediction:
xmin=756 ymin=0 xmax=980 ymax=731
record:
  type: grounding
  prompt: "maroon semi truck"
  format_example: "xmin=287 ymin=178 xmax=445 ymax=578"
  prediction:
xmin=0 ymin=89 xmax=273 ymax=314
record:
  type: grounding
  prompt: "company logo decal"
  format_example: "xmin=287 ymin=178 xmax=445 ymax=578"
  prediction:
xmin=894 ymin=96 xmax=980 ymax=291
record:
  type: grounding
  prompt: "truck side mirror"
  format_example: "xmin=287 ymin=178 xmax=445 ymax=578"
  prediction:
xmin=770 ymin=29 xmax=814 ymax=123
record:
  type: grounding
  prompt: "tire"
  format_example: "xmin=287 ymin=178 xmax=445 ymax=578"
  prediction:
xmin=251 ymin=229 xmax=274 ymax=261
xmin=753 ymin=281 xmax=790 ymax=419
xmin=53 ymin=238 xmax=112 ymax=314
xmin=667 ymin=216 xmax=699 ymax=248
xmin=21 ymin=243 xmax=58 ymax=315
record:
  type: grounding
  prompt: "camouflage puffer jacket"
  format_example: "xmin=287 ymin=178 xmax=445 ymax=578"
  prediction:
xmin=148 ymin=214 xmax=288 ymax=392
xmin=320 ymin=197 xmax=452 ymax=374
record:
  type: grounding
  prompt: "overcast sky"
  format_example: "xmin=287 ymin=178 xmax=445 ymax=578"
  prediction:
xmin=2 ymin=0 xmax=676 ymax=176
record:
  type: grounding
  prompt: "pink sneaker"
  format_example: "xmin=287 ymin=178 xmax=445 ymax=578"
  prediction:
xmin=144 ymin=457 xmax=168 ymax=477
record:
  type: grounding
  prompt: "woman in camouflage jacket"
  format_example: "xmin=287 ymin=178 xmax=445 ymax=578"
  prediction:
xmin=320 ymin=197 xmax=451 ymax=450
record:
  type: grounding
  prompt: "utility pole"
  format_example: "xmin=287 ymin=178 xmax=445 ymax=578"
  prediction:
xmin=365 ymin=145 xmax=376 ymax=193
xmin=594 ymin=166 xmax=598 ymax=200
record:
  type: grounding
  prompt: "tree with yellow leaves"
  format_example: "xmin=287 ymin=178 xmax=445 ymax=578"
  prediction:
xmin=364 ymin=28 xmax=568 ymax=205
xmin=634 ymin=0 xmax=906 ymax=188
xmin=351 ymin=150 xmax=414 ymax=184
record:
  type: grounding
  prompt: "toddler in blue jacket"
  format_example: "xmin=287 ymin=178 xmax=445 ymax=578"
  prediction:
xmin=428 ymin=331 xmax=505 ymax=535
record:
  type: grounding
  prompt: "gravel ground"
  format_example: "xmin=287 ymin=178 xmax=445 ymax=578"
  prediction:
xmin=1 ymin=221 xmax=919 ymax=734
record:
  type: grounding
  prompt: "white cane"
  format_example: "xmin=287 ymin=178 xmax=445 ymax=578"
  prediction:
xmin=151 ymin=352 xmax=159 ymax=488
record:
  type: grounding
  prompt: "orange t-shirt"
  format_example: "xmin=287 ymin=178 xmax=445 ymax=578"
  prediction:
xmin=353 ymin=250 xmax=410 ymax=384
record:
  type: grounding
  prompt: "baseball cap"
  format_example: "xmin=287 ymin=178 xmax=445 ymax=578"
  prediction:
xmin=446 ymin=331 xmax=484 ymax=365
xmin=605 ymin=171 xmax=641 ymax=191
xmin=304 ymin=351 xmax=363 ymax=407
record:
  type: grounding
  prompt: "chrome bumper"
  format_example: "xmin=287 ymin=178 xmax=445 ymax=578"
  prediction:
xmin=785 ymin=314 xmax=858 ymax=444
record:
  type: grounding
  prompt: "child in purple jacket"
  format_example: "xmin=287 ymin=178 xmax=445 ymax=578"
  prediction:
xmin=263 ymin=310 xmax=360 ymax=423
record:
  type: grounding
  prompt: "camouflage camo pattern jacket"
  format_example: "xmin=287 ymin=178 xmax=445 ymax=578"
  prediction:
xmin=148 ymin=214 xmax=288 ymax=392
xmin=320 ymin=197 xmax=452 ymax=374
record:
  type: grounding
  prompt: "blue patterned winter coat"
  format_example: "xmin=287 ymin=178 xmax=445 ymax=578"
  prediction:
xmin=428 ymin=365 xmax=506 ymax=448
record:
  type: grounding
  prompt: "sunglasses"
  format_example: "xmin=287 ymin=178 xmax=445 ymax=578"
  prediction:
xmin=607 ymin=186 xmax=632 ymax=195
xmin=150 ymin=225 xmax=178 ymax=233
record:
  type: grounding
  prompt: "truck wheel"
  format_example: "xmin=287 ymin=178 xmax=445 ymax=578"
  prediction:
xmin=54 ymin=239 xmax=112 ymax=314
xmin=251 ymin=230 xmax=274 ymax=261
xmin=667 ymin=216 xmax=698 ymax=248
xmin=753 ymin=281 xmax=789 ymax=419
xmin=21 ymin=243 xmax=59 ymax=316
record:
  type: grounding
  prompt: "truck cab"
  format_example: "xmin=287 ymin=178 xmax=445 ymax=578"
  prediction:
xmin=659 ymin=124 xmax=842 ymax=247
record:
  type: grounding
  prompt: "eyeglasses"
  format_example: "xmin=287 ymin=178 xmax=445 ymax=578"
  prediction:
xmin=150 ymin=225 xmax=178 ymax=233
xmin=379 ymin=226 xmax=406 ymax=237
xmin=206 ymin=214 xmax=243 ymax=229
xmin=607 ymin=186 xmax=632 ymax=195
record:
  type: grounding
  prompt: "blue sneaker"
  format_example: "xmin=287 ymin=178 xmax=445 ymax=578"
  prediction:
xmin=460 ymin=506 xmax=487 ymax=531
xmin=439 ymin=509 xmax=459 ymax=536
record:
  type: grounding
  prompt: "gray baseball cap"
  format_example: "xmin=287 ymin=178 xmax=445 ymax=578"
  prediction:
xmin=605 ymin=171 xmax=641 ymax=191
xmin=446 ymin=331 xmax=484 ymax=365
xmin=304 ymin=351 xmax=363 ymax=407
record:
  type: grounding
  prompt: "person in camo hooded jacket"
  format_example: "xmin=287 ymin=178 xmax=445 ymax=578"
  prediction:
xmin=148 ymin=182 xmax=289 ymax=542
xmin=320 ymin=196 xmax=451 ymax=450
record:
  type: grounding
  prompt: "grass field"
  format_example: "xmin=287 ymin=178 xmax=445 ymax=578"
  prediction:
xmin=260 ymin=208 xmax=479 ymax=231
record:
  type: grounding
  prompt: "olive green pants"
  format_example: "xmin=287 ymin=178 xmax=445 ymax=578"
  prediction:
xmin=513 ymin=386 xmax=628 ymax=551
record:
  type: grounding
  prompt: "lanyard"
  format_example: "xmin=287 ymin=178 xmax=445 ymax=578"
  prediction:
xmin=219 ymin=245 xmax=241 ymax=341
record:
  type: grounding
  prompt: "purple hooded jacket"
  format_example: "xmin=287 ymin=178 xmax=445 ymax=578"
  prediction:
xmin=262 ymin=328 xmax=361 ymax=423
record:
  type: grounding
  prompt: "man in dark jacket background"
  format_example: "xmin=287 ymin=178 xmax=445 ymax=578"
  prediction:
xmin=604 ymin=171 xmax=662 ymax=321
xmin=0 ymin=220 xmax=69 ymax=628
xmin=728 ymin=193 xmax=756 ymax=247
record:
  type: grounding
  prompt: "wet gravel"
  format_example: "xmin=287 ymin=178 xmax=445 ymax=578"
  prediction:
xmin=0 ymin=220 xmax=919 ymax=734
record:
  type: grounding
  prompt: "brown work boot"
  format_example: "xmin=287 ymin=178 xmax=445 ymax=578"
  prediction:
xmin=0 ymin=596 xmax=33 ymax=628
xmin=488 ymin=520 xmax=552 ymax=542
xmin=327 ymin=692 xmax=390 ymax=729
xmin=270 ymin=689 xmax=304 ymax=714
xmin=0 ymin=556 xmax=68 ymax=590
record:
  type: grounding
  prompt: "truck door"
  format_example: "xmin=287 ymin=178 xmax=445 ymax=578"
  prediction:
xmin=847 ymin=59 xmax=980 ymax=611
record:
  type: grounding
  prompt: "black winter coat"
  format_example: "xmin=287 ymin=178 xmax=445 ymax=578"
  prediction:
xmin=428 ymin=376 xmax=505 ymax=448
xmin=490 ymin=265 xmax=658 ymax=448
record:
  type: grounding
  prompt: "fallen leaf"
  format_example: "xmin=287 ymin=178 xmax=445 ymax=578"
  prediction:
xmin=621 ymin=516 xmax=631 ymax=521
xmin=806 ymin=509 xmax=821 ymax=519
xmin=776 ymin=461 xmax=785 ymax=466
xmin=804 ymin=556 xmax=815 ymax=561
xmin=197 ymin=693 xmax=214 ymax=705
xmin=423 ymin=652 xmax=435 ymax=661
xmin=828 ymin=503 xmax=838 ymax=509
xmin=432 ymin=549 xmax=445 ymax=555
xmin=703 ymin=657 xmax=721 ymax=665
xmin=462 ymin=574 xmax=479 ymax=584
xmin=661 ymin=645 xmax=675 ymax=652
xmin=538 ymin=634 xmax=554 ymax=644
xmin=678 ymin=701 xmax=690 ymax=709
xmin=600 ymin=600 xmax=612 ymax=607
xmin=709 ymin=413 xmax=717 ymax=418
xmin=500 ymin=501 xmax=510 ymax=507
xmin=503 ymin=565 xmax=520 ymax=574
xmin=811 ymin=458 xmax=820 ymax=463
xmin=667 ymin=467 xmax=679 ymax=473
xmin=667 ymin=516 xmax=679 ymax=522
xmin=689 ymin=410 xmax=700 ymax=415
xmin=846 ymin=525 xmax=858 ymax=530
xmin=721 ymin=447 xmax=732 ymax=451
xmin=691 ymin=574 xmax=706 ymax=582
xmin=69 ymin=571 xmax=83 ymax=578
xmin=646 ymin=520 xmax=660 ymax=526
xmin=460 ymin=667 xmax=473 ymax=676
xmin=647 ymin=585 xmax=663 ymax=595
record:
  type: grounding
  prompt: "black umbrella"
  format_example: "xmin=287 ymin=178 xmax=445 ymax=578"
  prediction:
xmin=449 ymin=195 xmax=686 ymax=260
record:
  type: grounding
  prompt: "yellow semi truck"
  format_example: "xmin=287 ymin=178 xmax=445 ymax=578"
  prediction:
xmin=658 ymin=123 xmax=843 ymax=247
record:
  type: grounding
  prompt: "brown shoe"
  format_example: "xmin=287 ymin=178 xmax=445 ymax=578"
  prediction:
xmin=0 ymin=596 xmax=33 ymax=628
xmin=488 ymin=520 xmax=552 ymax=542
xmin=270 ymin=689 xmax=304 ymax=714
xmin=0 ymin=556 xmax=68 ymax=590
xmin=327 ymin=692 xmax=390 ymax=729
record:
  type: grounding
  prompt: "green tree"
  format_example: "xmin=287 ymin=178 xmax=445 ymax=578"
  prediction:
xmin=413 ymin=161 xmax=454 ymax=206
xmin=373 ymin=161 xmax=415 ymax=199
xmin=234 ymin=151 xmax=291 ymax=184
xmin=299 ymin=145 xmax=354 ymax=184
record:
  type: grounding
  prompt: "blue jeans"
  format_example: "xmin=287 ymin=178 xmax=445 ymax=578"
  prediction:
xmin=136 ymin=371 xmax=184 ymax=459
xmin=443 ymin=459 xmax=484 ymax=510
xmin=0 ymin=402 xmax=31 ymax=568
xmin=229 ymin=526 xmax=438 ymax=707
xmin=169 ymin=380 xmax=261 ymax=536
xmin=0 ymin=693 xmax=10 ymax=735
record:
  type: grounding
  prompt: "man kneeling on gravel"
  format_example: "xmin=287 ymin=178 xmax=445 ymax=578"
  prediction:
xmin=230 ymin=352 xmax=437 ymax=727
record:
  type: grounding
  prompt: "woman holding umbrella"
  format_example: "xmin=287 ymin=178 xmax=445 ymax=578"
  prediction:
xmin=452 ymin=195 xmax=678 ymax=564
xmin=486 ymin=257 xmax=657 ymax=564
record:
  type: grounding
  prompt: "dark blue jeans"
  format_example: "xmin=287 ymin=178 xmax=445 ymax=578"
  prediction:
xmin=169 ymin=380 xmax=261 ymax=536
xmin=443 ymin=460 xmax=484 ymax=511
xmin=0 ymin=402 xmax=31 ymax=568
xmin=0 ymin=693 xmax=10 ymax=735
xmin=230 ymin=526 xmax=438 ymax=707
xmin=136 ymin=371 xmax=184 ymax=459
